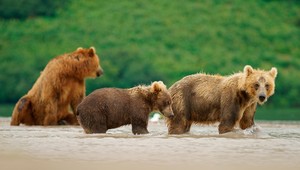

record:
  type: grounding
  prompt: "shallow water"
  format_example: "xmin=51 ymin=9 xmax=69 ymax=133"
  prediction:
xmin=1 ymin=117 xmax=300 ymax=170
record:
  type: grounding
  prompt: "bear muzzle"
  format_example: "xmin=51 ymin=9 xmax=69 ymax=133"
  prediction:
xmin=258 ymin=93 xmax=267 ymax=104
xmin=163 ymin=112 xmax=174 ymax=119
xmin=167 ymin=114 xmax=174 ymax=119
xmin=162 ymin=108 xmax=174 ymax=118
xmin=259 ymin=95 xmax=266 ymax=102
xmin=96 ymin=68 xmax=104 ymax=77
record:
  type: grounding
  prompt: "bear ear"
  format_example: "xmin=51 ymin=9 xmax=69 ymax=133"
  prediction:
xmin=244 ymin=65 xmax=253 ymax=77
xmin=76 ymin=47 xmax=83 ymax=52
xmin=269 ymin=67 xmax=277 ymax=78
xmin=88 ymin=47 xmax=96 ymax=57
xmin=150 ymin=81 xmax=166 ymax=94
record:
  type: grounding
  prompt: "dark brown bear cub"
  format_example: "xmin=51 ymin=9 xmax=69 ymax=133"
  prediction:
xmin=77 ymin=81 xmax=174 ymax=135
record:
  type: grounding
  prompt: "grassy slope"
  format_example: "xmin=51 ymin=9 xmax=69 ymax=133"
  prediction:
xmin=0 ymin=0 xmax=300 ymax=118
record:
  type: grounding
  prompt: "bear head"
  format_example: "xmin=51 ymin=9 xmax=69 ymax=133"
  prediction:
xmin=150 ymin=81 xmax=174 ymax=118
xmin=72 ymin=47 xmax=103 ymax=78
xmin=242 ymin=65 xmax=277 ymax=105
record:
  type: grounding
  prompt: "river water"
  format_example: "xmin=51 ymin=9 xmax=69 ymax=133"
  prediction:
xmin=1 ymin=117 xmax=300 ymax=170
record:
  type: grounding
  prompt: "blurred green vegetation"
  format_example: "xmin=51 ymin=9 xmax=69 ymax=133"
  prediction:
xmin=0 ymin=0 xmax=69 ymax=19
xmin=256 ymin=107 xmax=300 ymax=120
xmin=0 ymin=104 xmax=14 ymax=117
xmin=0 ymin=0 xmax=300 ymax=118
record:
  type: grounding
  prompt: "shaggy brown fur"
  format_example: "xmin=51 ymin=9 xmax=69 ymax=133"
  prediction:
xmin=11 ymin=47 xmax=103 ymax=126
xmin=166 ymin=65 xmax=277 ymax=134
xmin=76 ymin=81 xmax=174 ymax=135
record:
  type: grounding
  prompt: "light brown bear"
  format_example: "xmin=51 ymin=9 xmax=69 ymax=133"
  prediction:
xmin=166 ymin=65 xmax=277 ymax=134
xmin=76 ymin=81 xmax=174 ymax=135
xmin=11 ymin=47 xmax=103 ymax=126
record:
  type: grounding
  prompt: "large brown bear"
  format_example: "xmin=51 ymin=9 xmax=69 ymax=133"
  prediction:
xmin=11 ymin=47 xmax=103 ymax=126
xmin=166 ymin=65 xmax=277 ymax=134
xmin=76 ymin=81 xmax=174 ymax=135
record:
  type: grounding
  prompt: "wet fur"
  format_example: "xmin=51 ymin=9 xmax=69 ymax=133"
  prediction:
xmin=10 ymin=47 xmax=103 ymax=126
xmin=77 ymin=81 xmax=173 ymax=135
xmin=166 ymin=65 xmax=277 ymax=134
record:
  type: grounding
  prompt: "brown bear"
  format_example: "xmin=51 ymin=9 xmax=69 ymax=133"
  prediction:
xmin=76 ymin=81 xmax=174 ymax=135
xmin=166 ymin=65 xmax=277 ymax=134
xmin=11 ymin=47 xmax=103 ymax=126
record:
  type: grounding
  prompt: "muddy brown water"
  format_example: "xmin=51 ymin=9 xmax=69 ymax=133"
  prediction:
xmin=1 ymin=117 xmax=300 ymax=170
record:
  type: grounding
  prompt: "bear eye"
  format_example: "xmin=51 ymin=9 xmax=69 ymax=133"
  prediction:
xmin=74 ymin=55 xmax=80 ymax=61
xmin=265 ymin=84 xmax=270 ymax=90
xmin=254 ymin=83 xmax=259 ymax=90
xmin=164 ymin=100 xmax=171 ymax=106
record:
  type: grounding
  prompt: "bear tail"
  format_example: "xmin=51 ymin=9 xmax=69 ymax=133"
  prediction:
xmin=10 ymin=96 xmax=34 ymax=126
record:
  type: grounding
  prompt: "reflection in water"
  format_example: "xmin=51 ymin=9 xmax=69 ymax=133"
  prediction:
xmin=1 ymin=118 xmax=300 ymax=170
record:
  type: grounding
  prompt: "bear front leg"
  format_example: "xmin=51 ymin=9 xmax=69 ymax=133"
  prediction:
xmin=240 ymin=103 xmax=257 ymax=130
xmin=70 ymin=89 xmax=84 ymax=115
xmin=167 ymin=115 xmax=191 ymax=134
xmin=43 ymin=100 xmax=58 ymax=125
xmin=60 ymin=114 xmax=79 ymax=125
xmin=132 ymin=126 xmax=149 ymax=135
xmin=64 ymin=91 xmax=84 ymax=125
xmin=131 ymin=117 xmax=149 ymax=135
xmin=218 ymin=121 xmax=236 ymax=134
xmin=219 ymin=102 xmax=240 ymax=134
xmin=44 ymin=114 xmax=58 ymax=125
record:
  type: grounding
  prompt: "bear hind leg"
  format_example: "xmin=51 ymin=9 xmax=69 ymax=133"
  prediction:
xmin=84 ymin=125 xmax=107 ymax=134
xmin=11 ymin=97 xmax=35 ymax=126
xmin=89 ymin=123 xmax=108 ymax=134
xmin=78 ymin=113 xmax=108 ymax=134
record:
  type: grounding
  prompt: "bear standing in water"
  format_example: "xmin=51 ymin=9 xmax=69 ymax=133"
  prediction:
xmin=77 ymin=81 xmax=174 ymax=135
xmin=166 ymin=65 xmax=277 ymax=134
xmin=11 ymin=47 xmax=103 ymax=126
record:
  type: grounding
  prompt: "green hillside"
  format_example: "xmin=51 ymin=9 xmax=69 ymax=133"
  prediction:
xmin=0 ymin=0 xmax=300 ymax=118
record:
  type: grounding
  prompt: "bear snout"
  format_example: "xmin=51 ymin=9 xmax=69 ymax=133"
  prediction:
xmin=164 ymin=111 xmax=174 ymax=119
xmin=168 ymin=114 xmax=174 ymax=119
xmin=259 ymin=94 xmax=266 ymax=102
xmin=96 ymin=68 xmax=104 ymax=77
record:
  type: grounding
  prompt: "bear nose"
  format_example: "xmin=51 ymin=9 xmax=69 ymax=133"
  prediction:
xmin=259 ymin=95 xmax=266 ymax=102
xmin=168 ymin=114 xmax=174 ymax=119
xmin=96 ymin=68 xmax=103 ymax=77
